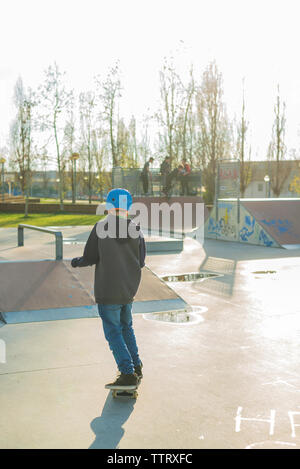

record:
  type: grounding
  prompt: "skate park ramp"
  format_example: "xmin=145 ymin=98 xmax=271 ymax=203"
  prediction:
xmin=0 ymin=260 xmax=188 ymax=324
xmin=242 ymin=199 xmax=300 ymax=248
xmin=132 ymin=196 xmax=209 ymax=236
xmin=205 ymin=198 xmax=300 ymax=249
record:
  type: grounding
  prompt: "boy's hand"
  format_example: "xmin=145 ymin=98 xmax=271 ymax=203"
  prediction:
xmin=71 ymin=257 xmax=80 ymax=268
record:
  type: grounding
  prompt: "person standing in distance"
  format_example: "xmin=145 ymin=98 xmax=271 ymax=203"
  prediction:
xmin=141 ymin=157 xmax=154 ymax=195
xmin=180 ymin=158 xmax=191 ymax=195
xmin=160 ymin=156 xmax=171 ymax=195
xmin=71 ymin=188 xmax=145 ymax=390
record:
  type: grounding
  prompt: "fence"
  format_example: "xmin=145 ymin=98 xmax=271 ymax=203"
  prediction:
xmin=112 ymin=167 xmax=202 ymax=196
xmin=1 ymin=171 xmax=112 ymax=200
xmin=1 ymin=168 xmax=202 ymax=199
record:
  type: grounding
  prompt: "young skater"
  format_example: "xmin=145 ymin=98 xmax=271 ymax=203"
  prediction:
xmin=71 ymin=188 xmax=145 ymax=390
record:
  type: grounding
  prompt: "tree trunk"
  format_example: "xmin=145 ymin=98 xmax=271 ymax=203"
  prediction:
xmin=54 ymin=117 xmax=64 ymax=211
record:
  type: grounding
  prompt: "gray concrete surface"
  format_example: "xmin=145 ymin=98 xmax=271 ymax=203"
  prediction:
xmin=0 ymin=226 xmax=183 ymax=261
xmin=0 ymin=261 xmax=187 ymax=323
xmin=1 ymin=226 xmax=300 ymax=448
xmin=0 ymin=226 xmax=188 ymax=323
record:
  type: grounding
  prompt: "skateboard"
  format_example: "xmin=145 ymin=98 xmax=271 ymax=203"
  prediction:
xmin=108 ymin=381 xmax=140 ymax=399
xmin=111 ymin=386 xmax=139 ymax=399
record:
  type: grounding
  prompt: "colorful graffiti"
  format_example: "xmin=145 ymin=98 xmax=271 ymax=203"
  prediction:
xmin=207 ymin=217 xmax=236 ymax=239
xmin=239 ymin=215 xmax=255 ymax=241
xmin=205 ymin=201 xmax=279 ymax=247
xmin=258 ymin=230 xmax=274 ymax=247
xmin=239 ymin=213 xmax=275 ymax=246
xmin=260 ymin=218 xmax=293 ymax=236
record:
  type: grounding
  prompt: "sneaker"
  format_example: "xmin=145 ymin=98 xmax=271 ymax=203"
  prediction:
xmin=134 ymin=362 xmax=143 ymax=380
xmin=105 ymin=372 xmax=138 ymax=390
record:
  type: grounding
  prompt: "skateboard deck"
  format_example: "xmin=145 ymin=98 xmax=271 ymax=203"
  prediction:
xmin=107 ymin=382 xmax=140 ymax=399
xmin=112 ymin=387 xmax=138 ymax=399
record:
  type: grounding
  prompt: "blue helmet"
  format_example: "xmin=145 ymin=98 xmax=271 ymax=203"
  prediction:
xmin=106 ymin=188 xmax=133 ymax=211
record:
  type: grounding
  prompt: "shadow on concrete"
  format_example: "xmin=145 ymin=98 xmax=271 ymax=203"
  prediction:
xmin=202 ymin=238 xmax=300 ymax=261
xmin=192 ymin=239 xmax=300 ymax=299
xmin=89 ymin=392 xmax=136 ymax=449
xmin=198 ymin=249 xmax=237 ymax=298
xmin=0 ymin=246 xmax=19 ymax=253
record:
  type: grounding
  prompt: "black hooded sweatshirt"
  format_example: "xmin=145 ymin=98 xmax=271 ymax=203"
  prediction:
xmin=73 ymin=215 xmax=146 ymax=304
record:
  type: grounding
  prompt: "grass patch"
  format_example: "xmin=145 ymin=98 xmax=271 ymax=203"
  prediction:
xmin=0 ymin=212 xmax=103 ymax=228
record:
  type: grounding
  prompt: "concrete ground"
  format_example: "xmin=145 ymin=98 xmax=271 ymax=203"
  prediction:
xmin=1 ymin=226 xmax=300 ymax=449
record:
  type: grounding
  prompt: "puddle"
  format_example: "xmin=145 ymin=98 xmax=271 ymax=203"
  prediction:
xmin=144 ymin=306 xmax=207 ymax=325
xmin=252 ymin=270 xmax=276 ymax=275
xmin=252 ymin=270 xmax=277 ymax=280
xmin=144 ymin=310 xmax=203 ymax=324
xmin=161 ymin=272 xmax=221 ymax=282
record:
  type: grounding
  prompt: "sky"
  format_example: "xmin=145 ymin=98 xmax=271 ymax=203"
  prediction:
xmin=1 ymin=0 xmax=300 ymax=163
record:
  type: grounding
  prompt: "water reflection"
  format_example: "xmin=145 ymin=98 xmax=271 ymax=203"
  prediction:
xmin=161 ymin=272 xmax=221 ymax=282
xmin=144 ymin=310 xmax=204 ymax=325
xmin=252 ymin=270 xmax=276 ymax=275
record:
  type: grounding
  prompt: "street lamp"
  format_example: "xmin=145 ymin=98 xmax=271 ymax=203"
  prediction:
xmin=70 ymin=153 xmax=79 ymax=204
xmin=0 ymin=157 xmax=6 ymax=203
xmin=264 ymin=175 xmax=270 ymax=198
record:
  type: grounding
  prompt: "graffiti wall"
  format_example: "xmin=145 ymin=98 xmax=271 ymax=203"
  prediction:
xmin=205 ymin=200 xmax=280 ymax=247
xmin=205 ymin=201 xmax=238 ymax=242
xmin=238 ymin=204 xmax=279 ymax=247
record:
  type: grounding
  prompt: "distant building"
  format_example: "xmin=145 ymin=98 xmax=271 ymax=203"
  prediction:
xmin=242 ymin=160 xmax=300 ymax=198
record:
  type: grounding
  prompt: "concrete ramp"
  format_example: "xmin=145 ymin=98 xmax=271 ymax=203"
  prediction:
xmin=205 ymin=198 xmax=300 ymax=248
xmin=0 ymin=260 xmax=188 ymax=324
xmin=242 ymin=199 xmax=300 ymax=248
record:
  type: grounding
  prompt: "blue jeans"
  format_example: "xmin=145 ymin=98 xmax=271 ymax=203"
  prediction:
xmin=97 ymin=303 xmax=141 ymax=375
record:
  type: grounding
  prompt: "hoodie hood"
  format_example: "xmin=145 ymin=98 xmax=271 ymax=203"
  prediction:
xmin=103 ymin=214 xmax=140 ymax=243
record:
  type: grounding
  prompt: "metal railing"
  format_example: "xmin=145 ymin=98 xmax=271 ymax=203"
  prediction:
xmin=112 ymin=167 xmax=202 ymax=196
xmin=17 ymin=224 xmax=63 ymax=260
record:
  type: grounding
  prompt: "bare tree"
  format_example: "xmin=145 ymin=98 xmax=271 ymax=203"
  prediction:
xmin=93 ymin=128 xmax=111 ymax=200
xmin=38 ymin=62 xmax=74 ymax=210
xmin=237 ymin=80 xmax=252 ymax=197
xmin=61 ymin=106 xmax=77 ymax=201
xmin=63 ymin=108 xmax=76 ymax=157
xmin=195 ymin=61 xmax=232 ymax=203
xmin=180 ymin=66 xmax=195 ymax=162
xmin=129 ymin=116 xmax=138 ymax=166
xmin=157 ymin=57 xmax=182 ymax=165
xmin=79 ymin=91 xmax=97 ymax=203
xmin=268 ymin=85 xmax=290 ymax=197
xmin=116 ymin=118 xmax=131 ymax=167
xmin=138 ymin=114 xmax=151 ymax=165
xmin=96 ymin=62 xmax=122 ymax=167
xmin=186 ymin=105 xmax=197 ymax=167
xmin=10 ymin=77 xmax=36 ymax=216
